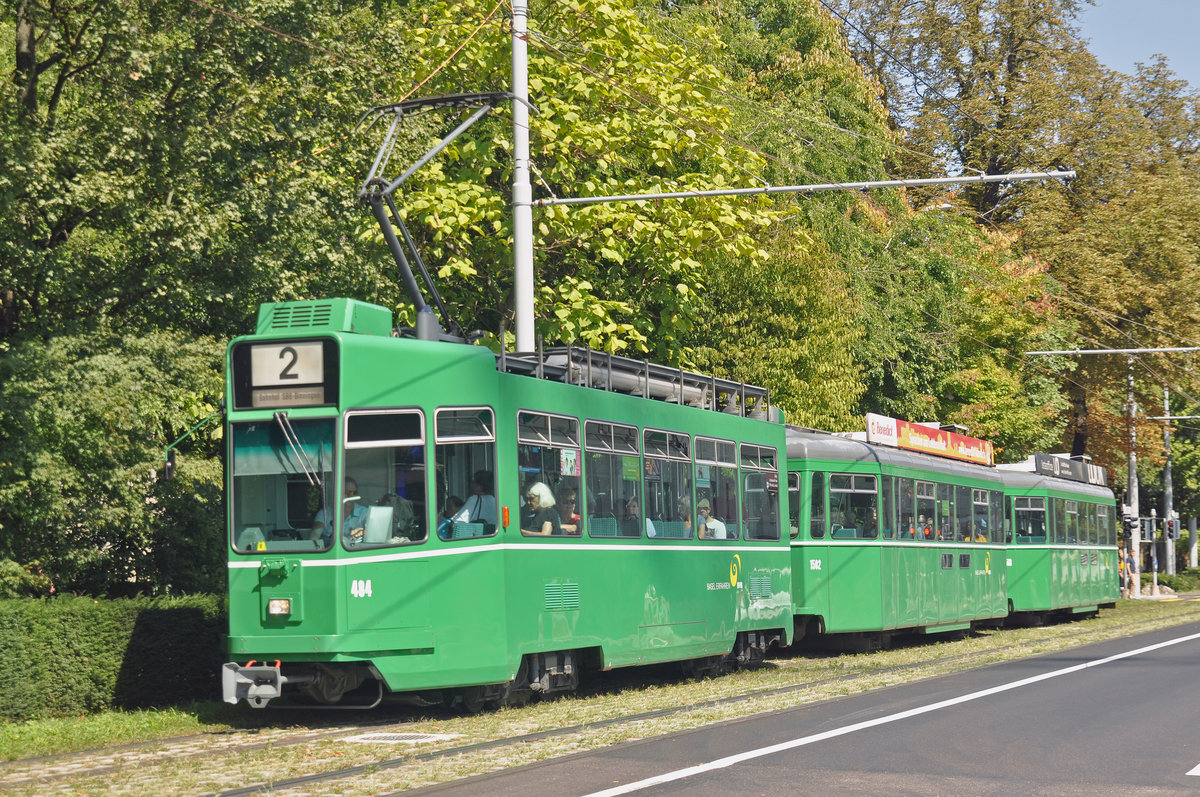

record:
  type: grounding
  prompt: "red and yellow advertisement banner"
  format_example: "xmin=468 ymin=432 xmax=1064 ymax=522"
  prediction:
xmin=866 ymin=413 xmax=994 ymax=466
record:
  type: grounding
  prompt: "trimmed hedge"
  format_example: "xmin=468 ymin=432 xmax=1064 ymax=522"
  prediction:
xmin=0 ymin=595 xmax=225 ymax=720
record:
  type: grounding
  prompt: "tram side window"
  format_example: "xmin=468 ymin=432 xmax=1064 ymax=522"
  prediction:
xmin=1051 ymin=499 xmax=1067 ymax=544
xmin=1097 ymin=504 xmax=1110 ymax=545
xmin=971 ymin=489 xmax=990 ymax=542
xmin=517 ymin=411 xmax=582 ymax=537
xmin=954 ymin=485 xmax=972 ymax=541
xmin=990 ymin=490 xmax=1004 ymax=543
xmin=643 ymin=430 xmax=692 ymax=539
xmin=788 ymin=472 xmax=802 ymax=539
xmin=231 ymin=418 xmax=335 ymax=554
xmin=696 ymin=437 xmax=739 ymax=540
xmin=936 ymin=483 xmax=953 ymax=540
xmin=1013 ymin=497 xmax=1046 ymax=543
xmin=880 ymin=476 xmax=896 ymax=539
xmin=829 ymin=474 xmax=878 ymax=539
xmin=740 ymin=444 xmax=780 ymax=540
xmin=915 ymin=481 xmax=935 ymax=540
xmin=586 ymin=421 xmax=640 ymax=538
xmin=435 ymin=407 xmax=497 ymax=540
xmin=897 ymin=478 xmax=916 ymax=540
xmin=344 ymin=410 xmax=428 ymax=548
xmin=810 ymin=472 xmax=826 ymax=539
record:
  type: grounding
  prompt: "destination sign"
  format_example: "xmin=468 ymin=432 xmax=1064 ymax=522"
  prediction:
xmin=1032 ymin=453 xmax=1107 ymax=486
xmin=230 ymin=338 xmax=338 ymax=410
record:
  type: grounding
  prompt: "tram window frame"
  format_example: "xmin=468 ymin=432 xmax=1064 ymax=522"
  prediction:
xmin=1097 ymin=504 xmax=1111 ymax=545
xmin=517 ymin=410 xmax=582 ymax=537
xmin=936 ymin=483 xmax=953 ymax=541
xmin=897 ymin=477 xmax=917 ymax=541
xmin=915 ymin=481 xmax=936 ymax=541
xmin=989 ymin=490 xmax=1004 ymax=543
xmin=1013 ymin=496 xmax=1046 ymax=543
xmin=230 ymin=418 xmax=336 ymax=554
xmin=1064 ymin=499 xmax=1079 ymax=543
xmin=788 ymin=472 xmax=802 ymax=539
xmin=343 ymin=408 xmax=428 ymax=550
xmin=880 ymin=476 xmax=896 ymax=539
xmin=971 ymin=488 xmax=990 ymax=543
xmin=434 ymin=407 xmax=498 ymax=541
xmin=696 ymin=436 xmax=739 ymax=541
xmin=828 ymin=473 xmax=878 ymax=539
xmin=740 ymin=443 xmax=780 ymax=541
xmin=585 ymin=420 xmax=641 ymax=539
xmin=809 ymin=472 xmax=826 ymax=539
xmin=643 ymin=428 xmax=692 ymax=540
xmin=1051 ymin=498 xmax=1067 ymax=544
xmin=954 ymin=485 xmax=972 ymax=542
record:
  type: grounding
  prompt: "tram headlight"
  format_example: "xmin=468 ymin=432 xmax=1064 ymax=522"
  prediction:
xmin=267 ymin=598 xmax=292 ymax=617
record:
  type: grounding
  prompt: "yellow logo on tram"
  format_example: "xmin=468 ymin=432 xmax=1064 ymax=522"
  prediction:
xmin=730 ymin=554 xmax=741 ymax=587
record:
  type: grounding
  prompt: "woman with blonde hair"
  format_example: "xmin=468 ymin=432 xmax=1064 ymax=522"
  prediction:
xmin=521 ymin=481 xmax=561 ymax=536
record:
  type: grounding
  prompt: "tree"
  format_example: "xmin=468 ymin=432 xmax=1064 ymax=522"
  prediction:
xmin=0 ymin=331 xmax=224 ymax=594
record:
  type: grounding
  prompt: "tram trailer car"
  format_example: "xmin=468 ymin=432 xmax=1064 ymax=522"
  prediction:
xmin=222 ymin=299 xmax=793 ymax=709
xmin=999 ymin=465 xmax=1119 ymax=620
xmin=785 ymin=429 xmax=1008 ymax=643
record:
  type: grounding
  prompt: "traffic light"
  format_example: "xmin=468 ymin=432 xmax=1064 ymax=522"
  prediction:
xmin=1122 ymin=515 xmax=1136 ymax=539
xmin=1167 ymin=518 xmax=1178 ymax=540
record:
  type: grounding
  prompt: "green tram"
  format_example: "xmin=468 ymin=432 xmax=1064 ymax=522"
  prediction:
xmin=785 ymin=428 xmax=1008 ymax=641
xmin=222 ymin=298 xmax=792 ymax=708
xmin=998 ymin=457 xmax=1119 ymax=618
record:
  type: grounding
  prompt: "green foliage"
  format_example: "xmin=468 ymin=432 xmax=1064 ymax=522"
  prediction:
xmin=0 ymin=595 xmax=225 ymax=720
xmin=0 ymin=331 xmax=224 ymax=595
xmin=0 ymin=560 xmax=54 ymax=598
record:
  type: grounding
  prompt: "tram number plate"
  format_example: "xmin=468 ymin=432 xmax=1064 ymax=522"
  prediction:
xmin=350 ymin=579 xmax=373 ymax=598
xmin=251 ymin=342 xmax=324 ymax=387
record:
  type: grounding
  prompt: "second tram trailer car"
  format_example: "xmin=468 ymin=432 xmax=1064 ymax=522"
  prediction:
xmin=785 ymin=416 xmax=1008 ymax=643
xmin=998 ymin=454 xmax=1119 ymax=619
xmin=222 ymin=298 xmax=793 ymax=708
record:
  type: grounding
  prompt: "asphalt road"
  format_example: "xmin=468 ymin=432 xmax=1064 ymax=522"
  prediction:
xmin=415 ymin=620 xmax=1200 ymax=796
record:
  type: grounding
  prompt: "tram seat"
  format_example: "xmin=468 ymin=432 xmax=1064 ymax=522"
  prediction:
xmin=657 ymin=521 xmax=689 ymax=538
xmin=589 ymin=517 xmax=619 ymax=537
xmin=831 ymin=526 xmax=857 ymax=539
xmin=1027 ymin=535 xmax=1046 ymax=544
xmin=450 ymin=522 xmax=486 ymax=539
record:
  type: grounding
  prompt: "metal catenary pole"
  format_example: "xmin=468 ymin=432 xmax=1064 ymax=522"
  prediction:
xmin=1162 ymin=387 xmax=1175 ymax=577
xmin=511 ymin=0 xmax=535 ymax=352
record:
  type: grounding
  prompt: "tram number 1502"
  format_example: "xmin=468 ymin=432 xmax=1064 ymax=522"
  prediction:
xmin=350 ymin=579 xmax=373 ymax=598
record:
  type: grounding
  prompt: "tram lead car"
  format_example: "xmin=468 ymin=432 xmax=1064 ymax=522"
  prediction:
xmin=221 ymin=298 xmax=794 ymax=709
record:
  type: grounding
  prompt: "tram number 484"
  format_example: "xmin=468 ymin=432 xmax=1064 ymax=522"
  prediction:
xmin=350 ymin=579 xmax=373 ymax=598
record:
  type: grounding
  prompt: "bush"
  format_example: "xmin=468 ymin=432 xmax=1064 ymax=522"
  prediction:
xmin=0 ymin=595 xmax=225 ymax=721
xmin=1140 ymin=571 xmax=1199 ymax=593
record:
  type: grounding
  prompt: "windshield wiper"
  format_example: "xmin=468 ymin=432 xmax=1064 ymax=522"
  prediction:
xmin=274 ymin=411 xmax=324 ymax=494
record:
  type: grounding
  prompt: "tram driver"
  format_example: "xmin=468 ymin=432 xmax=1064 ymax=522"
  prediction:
xmin=310 ymin=476 xmax=368 ymax=545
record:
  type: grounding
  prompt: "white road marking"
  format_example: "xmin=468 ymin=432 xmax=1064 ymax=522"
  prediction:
xmin=1187 ymin=762 xmax=1200 ymax=776
xmin=583 ymin=631 xmax=1200 ymax=797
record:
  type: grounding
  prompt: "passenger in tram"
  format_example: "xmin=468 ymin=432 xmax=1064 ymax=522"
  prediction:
xmin=697 ymin=498 xmax=728 ymax=539
xmin=452 ymin=470 xmax=497 ymax=526
xmin=918 ymin=515 xmax=933 ymax=540
xmin=862 ymin=508 xmax=879 ymax=539
xmin=973 ymin=519 xmax=988 ymax=543
xmin=310 ymin=476 xmax=369 ymax=545
xmin=676 ymin=495 xmax=693 ymax=535
xmin=521 ymin=481 xmax=561 ymax=536
xmin=557 ymin=486 xmax=582 ymax=535
xmin=623 ymin=495 xmax=657 ymax=537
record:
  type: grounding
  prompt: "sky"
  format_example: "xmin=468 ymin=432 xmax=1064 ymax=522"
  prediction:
xmin=1077 ymin=0 xmax=1200 ymax=87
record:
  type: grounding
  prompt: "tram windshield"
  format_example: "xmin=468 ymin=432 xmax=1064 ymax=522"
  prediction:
xmin=230 ymin=418 xmax=335 ymax=553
